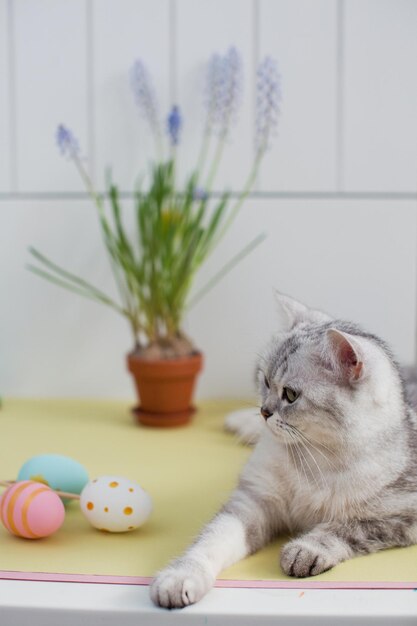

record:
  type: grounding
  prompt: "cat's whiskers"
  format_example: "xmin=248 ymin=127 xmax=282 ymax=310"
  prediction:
xmin=295 ymin=434 xmax=338 ymax=474
xmin=286 ymin=431 xmax=302 ymax=489
xmin=292 ymin=431 xmax=329 ymax=491
xmin=296 ymin=430 xmax=338 ymax=458
xmin=293 ymin=434 xmax=323 ymax=490
xmin=287 ymin=430 xmax=312 ymax=486
xmin=282 ymin=439 xmax=291 ymax=481
xmin=289 ymin=425 xmax=339 ymax=472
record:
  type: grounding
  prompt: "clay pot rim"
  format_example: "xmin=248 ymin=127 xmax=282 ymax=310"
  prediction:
xmin=127 ymin=350 xmax=202 ymax=365
xmin=127 ymin=351 xmax=203 ymax=378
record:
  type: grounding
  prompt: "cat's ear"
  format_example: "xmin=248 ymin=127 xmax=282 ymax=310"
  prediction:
xmin=326 ymin=328 xmax=364 ymax=382
xmin=275 ymin=291 xmax=331 ymax=330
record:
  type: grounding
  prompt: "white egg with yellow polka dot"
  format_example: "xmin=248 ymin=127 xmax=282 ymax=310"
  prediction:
xmin=79 ymin=475 xmax=152 ymax=532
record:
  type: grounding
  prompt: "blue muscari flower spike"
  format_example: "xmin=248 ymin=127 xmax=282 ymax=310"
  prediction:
xmin=130 ymin=60 xmax=160 ymax=134
xmin=167 ymin=105 xmax=182 ymax=146
xmin=56 ymin=124 xmax=79 ymax=159
xmin=219 ymin=47 xmax=243 ymax=134
xmin=205 ymin=46 xmax=243 ymax=137
xmin=205 ymin=53 xmax=224 ymax=128
xmin=255 ymin=56 xmax=281 ymax=155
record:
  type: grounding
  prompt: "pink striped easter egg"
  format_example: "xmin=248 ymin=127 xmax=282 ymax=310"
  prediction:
xmin=0 ymin=480 xmax=65 ymax=539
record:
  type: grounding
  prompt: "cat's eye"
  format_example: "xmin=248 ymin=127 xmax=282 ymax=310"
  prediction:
xmin=264 ymin=376 xmax=270 ymax=389
xmin=282 ymin=387 xmax=299 ymax=403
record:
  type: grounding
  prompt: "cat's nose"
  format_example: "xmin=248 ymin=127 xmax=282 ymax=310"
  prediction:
xmin=261 ymin=406 xmax=273 ymax=420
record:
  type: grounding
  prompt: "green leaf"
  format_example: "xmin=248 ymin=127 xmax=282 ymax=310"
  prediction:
xmin=27 ymin=265 xmax=126 ymax=315
xmin=28 ymin=248 xmax=123 ymax=308
xmin=197 ymin=192 xmax=229 ymax=262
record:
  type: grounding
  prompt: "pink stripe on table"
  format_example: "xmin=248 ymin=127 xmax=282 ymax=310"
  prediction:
xmin=0 ymin=570 xmax=415 ymax=588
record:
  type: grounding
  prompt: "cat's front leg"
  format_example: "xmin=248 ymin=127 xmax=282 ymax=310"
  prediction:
xmin=281 ymin=516 xmax=417 ymax=578
xmin=150 ymin=487 xmax=280 ymax=609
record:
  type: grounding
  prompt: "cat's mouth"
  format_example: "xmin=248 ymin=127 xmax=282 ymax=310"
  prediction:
xmin=265 ymin=415 xmax=294 ymax=442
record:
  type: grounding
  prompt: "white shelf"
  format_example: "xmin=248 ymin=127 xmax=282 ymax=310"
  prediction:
xmin=0 ymin=580 xmax=416 ymax=625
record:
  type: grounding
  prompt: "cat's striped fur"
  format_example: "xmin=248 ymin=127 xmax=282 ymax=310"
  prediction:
xmin=151 ymin=294 xmax=417 ymax=608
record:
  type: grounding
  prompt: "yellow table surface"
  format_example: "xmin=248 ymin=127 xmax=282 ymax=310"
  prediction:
xmin=0 ymin=398 xmax=416 ymax=586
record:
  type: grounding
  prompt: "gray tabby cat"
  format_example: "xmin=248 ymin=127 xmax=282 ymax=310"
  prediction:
xmin=151 ymin=294 xmax=417 ymax=609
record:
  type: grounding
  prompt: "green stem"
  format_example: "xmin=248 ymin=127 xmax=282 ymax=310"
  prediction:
xmin=196 ymin=123 xmax=212 ymax=181
xmin=204 ymin=133 xmax=226 ymax=192
xmin=150 ymin=120 xmax=164 ymax=163
xmin=72 ymin=156 xmax=135 ymax=331
xmin=210 ymin=153 xmax=262 ymax=252
xmin=171 ymin=149 xmax=177 ymax=194
xmin=73 ymin=157 xmax=104 ymax=214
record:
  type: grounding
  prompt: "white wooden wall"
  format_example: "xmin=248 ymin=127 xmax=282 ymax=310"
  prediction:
xmin=1 ymin=0 xmax=417 ymax=399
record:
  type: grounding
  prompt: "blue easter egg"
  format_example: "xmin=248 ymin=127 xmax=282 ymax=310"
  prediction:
xmin=17 ymin=454 xmax=89 ymax=504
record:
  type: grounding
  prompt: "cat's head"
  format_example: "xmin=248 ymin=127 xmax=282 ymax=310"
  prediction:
xmin=256 ymin=293 xmax=403 ymax=446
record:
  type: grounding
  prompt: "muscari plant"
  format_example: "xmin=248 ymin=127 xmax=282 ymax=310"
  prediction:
xmin=29 ymin=49 xmax=281 ymax=358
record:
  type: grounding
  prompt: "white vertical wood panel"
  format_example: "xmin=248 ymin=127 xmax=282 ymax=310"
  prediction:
xmin=187 ymin=200 xmax=417 ymax=397
xmin=93 ymin=0 xmax=170 ymax=191
xmin=258 ymin=0 xmax=338 ymax=191
xmin=176 ymin=0 xmax=255 ymax=192
xmin=0 ymin=0 xmax=11 ymax=191
xmin=14 ymin=0 xmax=89 ymax=192
xmin=0 ymin=199 xmax=133 ymax=398
xmin=344 ymin=0 xmax=417 ymax=191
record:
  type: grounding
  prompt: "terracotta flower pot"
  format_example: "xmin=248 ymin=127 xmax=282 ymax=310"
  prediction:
xmin=127 ymin=352 xmax=203 ymax=427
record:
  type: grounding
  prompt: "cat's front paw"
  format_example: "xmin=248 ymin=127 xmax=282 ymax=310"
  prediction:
xmin=280 ymin=539 xmax=335 ymax=578
xmin=224 ymin=408 xmax=263 ymax=444
xmin=150 ymin=559 xmax=214 ymax=609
